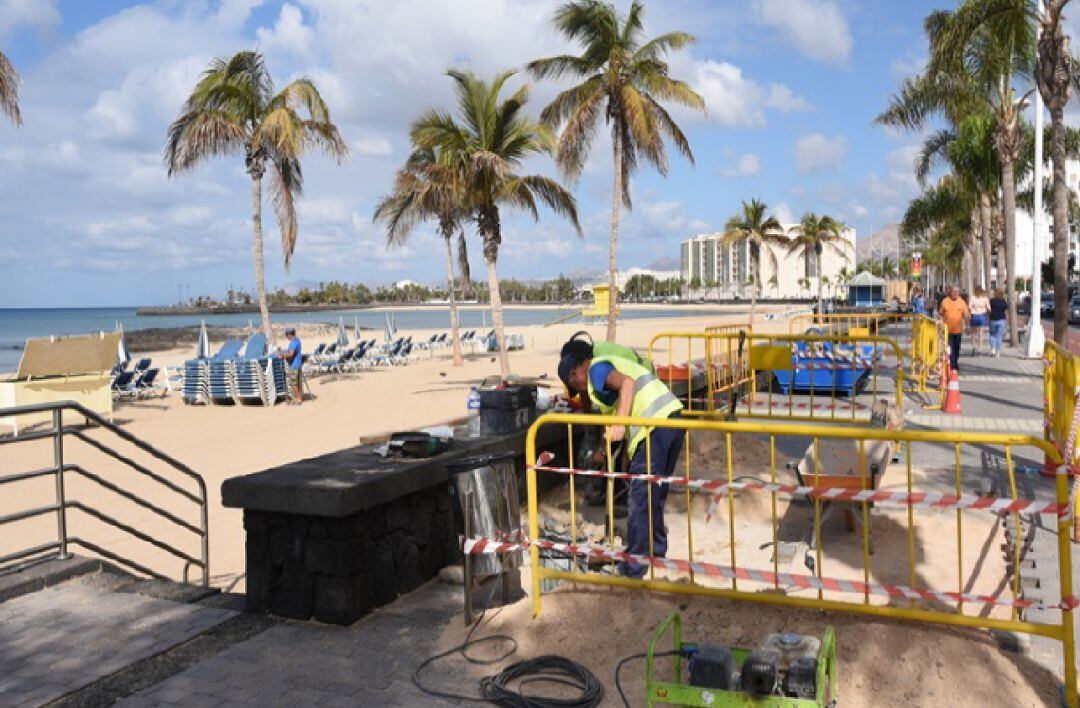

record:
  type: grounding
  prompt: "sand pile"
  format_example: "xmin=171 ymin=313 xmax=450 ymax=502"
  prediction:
xmin=435 ymin=587 xmax=1057 ymax=707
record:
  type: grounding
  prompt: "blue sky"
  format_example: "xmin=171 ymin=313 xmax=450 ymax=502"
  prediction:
xmin=0 ymin=0 xmax=1062 ymax=307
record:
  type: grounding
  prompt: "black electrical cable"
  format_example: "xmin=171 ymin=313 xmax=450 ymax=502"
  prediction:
xmin=614 ymin=651 xmax=680 ymax=708
xmin=413 ymin=560 xmax=603 ymax=708
xmin=481 ymin=655 xmax=603 ymax=708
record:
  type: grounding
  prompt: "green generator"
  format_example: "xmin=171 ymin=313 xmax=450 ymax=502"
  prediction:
xmin=645 ymin=613 xmax=836 ymax=707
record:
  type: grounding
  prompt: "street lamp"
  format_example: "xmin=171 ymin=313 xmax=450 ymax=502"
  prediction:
xmin=1024 ymin=3 xmax=1046 ymax=359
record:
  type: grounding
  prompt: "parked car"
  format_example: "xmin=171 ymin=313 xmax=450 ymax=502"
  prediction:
xmin=1071 ymin=296 xmax=1080 ymax=324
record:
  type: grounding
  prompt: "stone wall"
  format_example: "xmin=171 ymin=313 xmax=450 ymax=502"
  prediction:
xmin=243 ymin=484 xmax=458 ymax=625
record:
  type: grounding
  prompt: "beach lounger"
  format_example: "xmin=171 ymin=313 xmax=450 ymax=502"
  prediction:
xmin=134 ymin=368 xmax=165 ymax=397
xmin=111 ymin=370 xmax=137 ymax=397
xmin=183 ymin=339 xmax=244 ymax=405
xmin=133 ymin=358 xmax=152 ymax=372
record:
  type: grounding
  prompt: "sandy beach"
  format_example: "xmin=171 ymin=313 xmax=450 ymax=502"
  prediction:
xmin=0 ymin=305 xmax=786 ymax=592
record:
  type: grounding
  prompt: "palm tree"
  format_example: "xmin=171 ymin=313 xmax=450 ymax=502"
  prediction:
xmin=787 ymin=213 xmax=851 ymax=317
xmin=0 ymin=51 xmax=22 ymax=126
xmin=375 ymin=147 xmax=469 ymax=367
xmin=943 ymin=0 xmax=1077 ymax=343
xmin=528 ymin=0 xmax=704 ymax=341
xmin=914 ymin=111 xmax=1000 ymax=293
xmin=165 ymin=51 xmax=347 ymax=342
xmin=722 ymin=199 xmax=788 ymax=326
xmin=916 ymin=6 xmax=1034 ymax=345
xmin=411 ymin=70 xmax=581 ymax=377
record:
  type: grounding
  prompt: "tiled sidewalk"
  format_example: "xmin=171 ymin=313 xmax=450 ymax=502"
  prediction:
xmin=0 ymin=584 xmax=234 ymax=708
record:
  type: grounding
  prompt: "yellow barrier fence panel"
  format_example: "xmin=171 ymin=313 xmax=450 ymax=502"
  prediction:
xmin=649 ymin=331 xmax=905 ymax=424
xmin=518 ymin=413 xmax=1077 ymax=707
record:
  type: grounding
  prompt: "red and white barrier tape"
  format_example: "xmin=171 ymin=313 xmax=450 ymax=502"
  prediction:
xmin=530 ymin=456 xmax=1066 ymax=516
xmin=461 ymin=536 xmax=1079 ymax=612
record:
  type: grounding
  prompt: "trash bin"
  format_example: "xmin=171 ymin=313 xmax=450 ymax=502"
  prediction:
xmin=447 ymin=452 xmax=521 ymax=576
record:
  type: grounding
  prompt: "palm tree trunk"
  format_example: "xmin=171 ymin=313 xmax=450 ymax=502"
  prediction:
xmin=816 ymin=247 xmax=824 ymax=317
xmin=605 ymin=129 xmax=623 ymax=342
xmin=443 ymin=233 xmax=463 ymax=367
xmin=1051 ymin=105 xmax=1070 ymax=344
xmin=478 ymin=205 xmax=510 ymax=377
xmin=980 ymin=194 xmax=993 ymax=291
xmin=486 ymin=257 xmax=510 ymax=377
xmin=251 ymin=175 xmax=273 ymax=345
xmin=1002 ymin=156 xmax=1019 ymax=345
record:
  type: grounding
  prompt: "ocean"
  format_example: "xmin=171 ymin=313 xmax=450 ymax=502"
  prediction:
xmin=0 ymin=305 xmax=740 ymax=373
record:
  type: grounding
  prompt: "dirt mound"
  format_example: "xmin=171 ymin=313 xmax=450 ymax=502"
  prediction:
xmin=438 ymin=588 xmax=1056 ymax=707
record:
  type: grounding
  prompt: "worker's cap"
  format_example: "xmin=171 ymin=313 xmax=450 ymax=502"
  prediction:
xmin=558 ymin=353 xmax=579 ymax=389
xmin=284 ymin=327 xmax=296 ymax=335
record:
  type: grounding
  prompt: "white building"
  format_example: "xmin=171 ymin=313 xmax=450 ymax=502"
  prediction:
xmin=1010 ymin=158 xmax=1080 ymax=281
xmin=680 ymin=224 xmax=857 ymax=299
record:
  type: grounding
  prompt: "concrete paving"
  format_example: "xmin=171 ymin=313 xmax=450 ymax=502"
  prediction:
xmin=0 ymin=583 xmax=234 ymax=708
xmin=115 ymin=580 xmax=468 ymax=708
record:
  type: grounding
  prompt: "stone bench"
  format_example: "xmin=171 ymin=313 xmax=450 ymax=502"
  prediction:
xmin=222 ymin=424 xmax=568 ymax=625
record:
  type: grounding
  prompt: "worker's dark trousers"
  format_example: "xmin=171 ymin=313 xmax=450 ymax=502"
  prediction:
xmin=619 ymin=414 xmax=684 ymax=578
xmin=948 ymin=333 xmax=962 ymax=373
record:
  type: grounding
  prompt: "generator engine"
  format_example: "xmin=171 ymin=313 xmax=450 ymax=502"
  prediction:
xmin=643 ymin=614 xmax=835 ymax=708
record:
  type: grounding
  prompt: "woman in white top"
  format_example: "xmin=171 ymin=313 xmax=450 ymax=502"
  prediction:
xmin=968 ymin=287 xmax=990 ymax=354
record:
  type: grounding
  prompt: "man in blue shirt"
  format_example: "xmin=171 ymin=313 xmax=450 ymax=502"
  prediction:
xmin=284 ymin=327 xmax=303 ymax=405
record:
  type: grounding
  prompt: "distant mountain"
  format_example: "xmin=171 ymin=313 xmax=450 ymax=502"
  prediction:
xmin=648 ymin=256 xmax=679 ymax=270
xmin=856 ymin=224 xmax=902 ymax=264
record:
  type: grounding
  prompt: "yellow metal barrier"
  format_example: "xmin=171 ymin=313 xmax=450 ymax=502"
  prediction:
xmin=704 ymin=322 xmax=751 ymax=336
xmin=911 ymin=315 xmax=947 ymax=409
xmin=647 ymin=331 xmax=904 ymax=423
xmin=1045 ymin=341 xmax=1080 ymax=465
xmin=523 ymin=413 xmax=1077 ymax=706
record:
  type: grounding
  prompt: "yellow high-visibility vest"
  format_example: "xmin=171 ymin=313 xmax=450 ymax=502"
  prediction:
xmin=587 ymin=354 xmax=682 ymax=458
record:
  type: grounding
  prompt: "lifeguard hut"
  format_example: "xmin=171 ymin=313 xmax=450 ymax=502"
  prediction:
xmin=581 ymin=284 xmax=618 ymax=319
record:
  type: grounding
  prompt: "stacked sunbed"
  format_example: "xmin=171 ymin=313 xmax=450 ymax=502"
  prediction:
xmin=182 ymin=335 xmax=288 ymax=406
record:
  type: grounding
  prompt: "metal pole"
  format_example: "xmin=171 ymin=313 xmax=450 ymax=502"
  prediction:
xmin=463 ymin=489 xmax=474 ymax=626
xmin=1025 ymin=3 xmax=1047 ymax=358
xmin=53 ymin=408 xmax=69 ymax=560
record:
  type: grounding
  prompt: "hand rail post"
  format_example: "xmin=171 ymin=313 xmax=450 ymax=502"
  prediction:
xmin=53 ymin=408 xmax=70 ymax=560
xmin=201 ymin=492 xmax=209 ymax=586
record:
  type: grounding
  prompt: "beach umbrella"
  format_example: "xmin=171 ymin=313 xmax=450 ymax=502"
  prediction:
xmin=354 ymin=315 xmax=362 ymax=345
xmin=383 ymin=312 xmax=393 ymax=344
xmin=197 ymin=320 xmax=210 ymax=359
xmin=116 ymin=323 xmax=130 ymax=367
xmin=337 ymin=317 xmax=349 ymax=346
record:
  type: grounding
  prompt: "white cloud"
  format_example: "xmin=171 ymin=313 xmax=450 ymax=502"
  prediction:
xmin=691 ymin=60 xmax=811 ymax=127
xmin=773 ymin=201 xmax=796 ymax=224
xmin=0 ymin=0 xmax=60 ymax=42
xmin=889 ymin=50 xmax=926 ymax=81
xmin=794 ymin=134 xmax=848 ymax=173
xmin=753 ymin=0 xmax=853 ymax=66
xmin=722 ymin=152 xmax=761 ymax=177
xmin=353 ymin=137 xmax=393 ymax=157
xmin=256 ymin=4 xmax=313 ymax=56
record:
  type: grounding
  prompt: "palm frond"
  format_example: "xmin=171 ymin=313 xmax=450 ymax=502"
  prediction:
xmin=269 ymin=157 xmax=302 ymax=267
xmin=0 ymin=51 xmax=22 ymax=126
xmin=525 ymin=55 xmax=596 ymax=81
xmin=164 ymin=109 xmax=247 ymax=175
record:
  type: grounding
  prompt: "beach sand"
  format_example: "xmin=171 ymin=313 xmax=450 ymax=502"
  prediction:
xmin=0 ymin=305 xmax=783 ymax=591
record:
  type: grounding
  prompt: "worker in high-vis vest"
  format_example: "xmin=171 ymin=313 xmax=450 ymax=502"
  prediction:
xmin=557 ymin=331 xmax=653 ymax=400
xmin=557 ymin=346 xmax=683 ymax=578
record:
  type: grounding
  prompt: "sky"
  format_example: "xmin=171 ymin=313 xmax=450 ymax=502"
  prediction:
xmin=0 ymin=0 xmax=1072 ymax=307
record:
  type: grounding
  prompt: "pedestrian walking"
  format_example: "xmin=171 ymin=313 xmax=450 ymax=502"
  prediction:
xmin=988 ymin=288 xmax=1008 ymax=357
xmin=969 ymin=287 xmax=990 ymax=354
xmin=939 ymin=286 xmax=970 ymax=373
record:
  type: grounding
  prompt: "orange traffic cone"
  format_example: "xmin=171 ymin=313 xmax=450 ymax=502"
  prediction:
xmin=943 ymin=369 xmax=962 ymax=414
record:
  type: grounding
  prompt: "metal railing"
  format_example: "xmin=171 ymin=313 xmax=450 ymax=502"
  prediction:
xmin=0 ymin=401 xmax=209 ymax=586
xmin=648 ymin=331 xmax=904 ymax=423
xmin=516 ymin=412 xmax=1077 ymax=707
